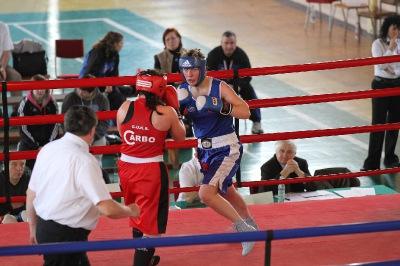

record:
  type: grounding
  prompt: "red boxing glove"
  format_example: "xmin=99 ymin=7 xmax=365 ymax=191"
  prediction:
xmin=162 ymin=85 xmax=180 ymax=109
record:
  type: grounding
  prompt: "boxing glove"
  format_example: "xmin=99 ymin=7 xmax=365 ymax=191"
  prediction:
xmin=162 ymin=85 xmax=180 ymax=109
xmin=178 ymin=88 xmax=192 ymax=105
xmin=196 ymin=95 xmax=233 ymax=115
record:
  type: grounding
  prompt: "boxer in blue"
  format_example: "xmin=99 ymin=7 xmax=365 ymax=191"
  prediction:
xmin=178 ymin=48 xmax=258 ymax=256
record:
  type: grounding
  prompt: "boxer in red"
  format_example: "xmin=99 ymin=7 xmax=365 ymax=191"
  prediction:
xmin=117 ymin=69 xmax=186 ymax=266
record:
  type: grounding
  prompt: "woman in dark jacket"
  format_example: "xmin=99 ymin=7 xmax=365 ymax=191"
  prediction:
xmin=80 ymin=31 xmax=128 ymax=113
xmin=17 ymin=74 xmax=59 ymax=171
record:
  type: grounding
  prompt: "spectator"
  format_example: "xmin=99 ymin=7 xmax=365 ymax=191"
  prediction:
xmin=17 ymin=74 xmax=59 ymax=171
xmin=0 ymin=159 xmax=29 ymax=223
xmin=61 ymin=73 xmax=110 ymax=165
xmin=154 ymin=28 xmax=186 ymax=86
xmin=178 ymin=49 xmax=257 ymax=256
xmin=117 ymin=69 xmax=186 ymax=266
xmin=361 ymin=14 xmax=400 ymax=171
xmin=258 ymin=140 xmax=318 ymax=194
xmin=207 ymin=30 xmax=263 ymax=134
xmin=0 ymin=21 xmax=22 ymax=97
xmin=154 ymin=28 xmax=191 ymax=169
xmin=177 ymin=151 xmax=203 ymax=203
xmin=79 ymin=31 xmax=131 ymax=116
xmin=26 ymin=105 xmax=140 ymax=266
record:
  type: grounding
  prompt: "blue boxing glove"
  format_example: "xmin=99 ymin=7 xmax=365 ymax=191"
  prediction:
xmin=177 ymin=88 xmax=192 ymax=105
xmin=196 ymin=95 xmax=233 ymax=115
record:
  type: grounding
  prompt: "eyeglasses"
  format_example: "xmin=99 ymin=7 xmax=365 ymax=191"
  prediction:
xmin=165 ymin=37 xmax=178 ymax=42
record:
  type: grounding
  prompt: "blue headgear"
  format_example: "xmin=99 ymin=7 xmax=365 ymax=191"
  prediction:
xmin=179 ymin=56 xmax=207 ymax=86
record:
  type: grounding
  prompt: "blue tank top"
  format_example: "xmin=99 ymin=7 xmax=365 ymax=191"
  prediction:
xmin=180 ymin=78 xmax=235 ymax=139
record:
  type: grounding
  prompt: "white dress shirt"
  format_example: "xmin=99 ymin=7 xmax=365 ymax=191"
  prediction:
xmin=372 ymin=38 xmax=400 ymax=78
xmin=29 ymin=133 xmax=111 ymax=230
xmin=177 ymin=157 xmax=203 ymax=202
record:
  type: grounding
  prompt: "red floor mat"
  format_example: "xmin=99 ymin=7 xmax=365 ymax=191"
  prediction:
xmin=1 ymin=194 xmax=400 ymax=266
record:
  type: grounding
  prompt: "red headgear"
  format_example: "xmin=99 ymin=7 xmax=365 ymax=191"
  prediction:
xmin=136 ymin=73 xmax=167 ymax=98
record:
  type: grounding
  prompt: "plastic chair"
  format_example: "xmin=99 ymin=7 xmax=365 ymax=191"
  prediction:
xmin=314 ymin=167 xmax=361 ymax=189
xmin=330 ymin=0 xmax=369 ymax=40
xmin=357 ymin=0 xmax=396 ymax=42
xmin=54 ymin=39 xmax=84 ymax=79
xmin=304 ymin=0 xmax=340 ymax=31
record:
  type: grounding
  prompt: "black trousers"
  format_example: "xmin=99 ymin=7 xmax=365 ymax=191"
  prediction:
xmin=36 ymin=217 xmax=91 ymax=266
xmin=363 ymin=77 xmax=400 ymax=169
xmin=238 ymin=83 xmax=261 ymax=123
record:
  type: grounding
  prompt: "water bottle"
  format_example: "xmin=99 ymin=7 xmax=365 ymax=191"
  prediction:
xmin=278 ymin=175 xmax=285 ymax=203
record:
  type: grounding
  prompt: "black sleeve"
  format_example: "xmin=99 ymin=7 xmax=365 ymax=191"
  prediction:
xmin=298 ymin=159 xmax=317 ymax=191
xmin=154 ymin=55 xmax=161 ymax=70
xmin=258 ymin=162 xmax=280 ymax=194
xmin=83 ymin=49 xmax=104 ymax=76
xmin=109 ymin=54 xmax=119 ymax=77
xmin=206 ymin=47 xmax=220 ymax=71
xmin=235 ymin=48 xmax=252 ymax=85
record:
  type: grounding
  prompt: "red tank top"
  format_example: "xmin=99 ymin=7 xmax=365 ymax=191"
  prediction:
xmin=120 ymin=98 xmax=168 ymax=158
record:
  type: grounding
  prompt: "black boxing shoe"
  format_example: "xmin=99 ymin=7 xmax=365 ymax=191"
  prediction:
xmin=150 ymin=255 xmax=160 ymax=266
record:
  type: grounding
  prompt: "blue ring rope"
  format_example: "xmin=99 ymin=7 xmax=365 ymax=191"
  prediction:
xmin=0 ymin=220 xmax=399 ymax=256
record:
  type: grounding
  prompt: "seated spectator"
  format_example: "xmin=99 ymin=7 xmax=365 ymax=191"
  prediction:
xmin=17 ymin=74 xmax=59 ymax=171
xmin=154 ymin=28 xmax=192 ymax=169
xmin=258 ymin=140 xmax=318 ymax=194
xmin=0 ymin=159 xmax=30 ymax=223
xmin=177 ymin=152 xmax=203 ymax=203
xmin=61 ymin=74 xmax=110 ymax=165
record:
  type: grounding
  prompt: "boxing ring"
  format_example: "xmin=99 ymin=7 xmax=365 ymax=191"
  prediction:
xmin=1 ymin=55 xmax=400 ymax=265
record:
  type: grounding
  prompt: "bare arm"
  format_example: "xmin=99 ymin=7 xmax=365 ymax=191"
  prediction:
xmin=96 ymin=199 xmax=140 ymax=219
xmin=220 ymin=82 xmax=250 ymax=119
xmin=0 ymin=51 xmax=10 ymax=80
xmin=26 ymin=188 xmax=38 ymax=244
xmin=153 ymin=105 xmax=186 ymax=142
xmin=165 ymin=107 xmax=186 ymax=142
xmin=116 ymin=100 xmax=131 ymax=135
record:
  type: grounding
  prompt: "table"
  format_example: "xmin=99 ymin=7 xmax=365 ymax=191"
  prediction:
xmin=277 ymin=185 xmax=398 ymax=203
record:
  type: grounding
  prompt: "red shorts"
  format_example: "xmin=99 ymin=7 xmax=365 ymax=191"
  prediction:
xmin=118 ymin=160 xmax=170 ymax=235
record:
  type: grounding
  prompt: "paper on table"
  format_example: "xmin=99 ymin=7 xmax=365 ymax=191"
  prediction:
xmin=334 ymin=189 xmax=364 ymax=198
xmin=297 ymin=190 xmax=335 ymax=198
xmin=285 ymin=191 xmax=340 ymax=202
xmin=351 ymin=187 xmax=376 ymax=196
xmin=334 ymin=187 xmax=376 ymax=197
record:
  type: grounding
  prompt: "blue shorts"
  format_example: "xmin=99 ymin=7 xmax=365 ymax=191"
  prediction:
xmin=197 ymin=142 xmax=243 ymax=194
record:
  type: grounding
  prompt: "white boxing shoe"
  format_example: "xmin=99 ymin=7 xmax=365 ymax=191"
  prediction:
xmin=233 ymin=219 xmax=256 ymax=256
xmin=1 ymin=214 xmax=18 ymax=224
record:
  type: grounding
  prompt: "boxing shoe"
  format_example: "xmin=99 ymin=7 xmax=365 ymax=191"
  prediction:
xmin=1 ymin=214 xmax=18 ymax=224
xmin=150 ymin=255 xmax=160 ymax=266
xmin=17 ymin=210 xmax=27 ymax=222
xmin=244 ymin=216 xmax=259 ymax=231
xmin=233 ymin=219 xmax=256 ymax=256
xmin=251 ymin=122 xmax=264 ymax=134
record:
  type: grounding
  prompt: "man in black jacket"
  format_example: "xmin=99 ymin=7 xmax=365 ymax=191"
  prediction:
xmin=0 ymin=159 xmax=30 ymax=222
xmin=258 ymin=140 xmax=318 ymax=194
xmin=207 ymin=31 xmax=263 ymax=134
